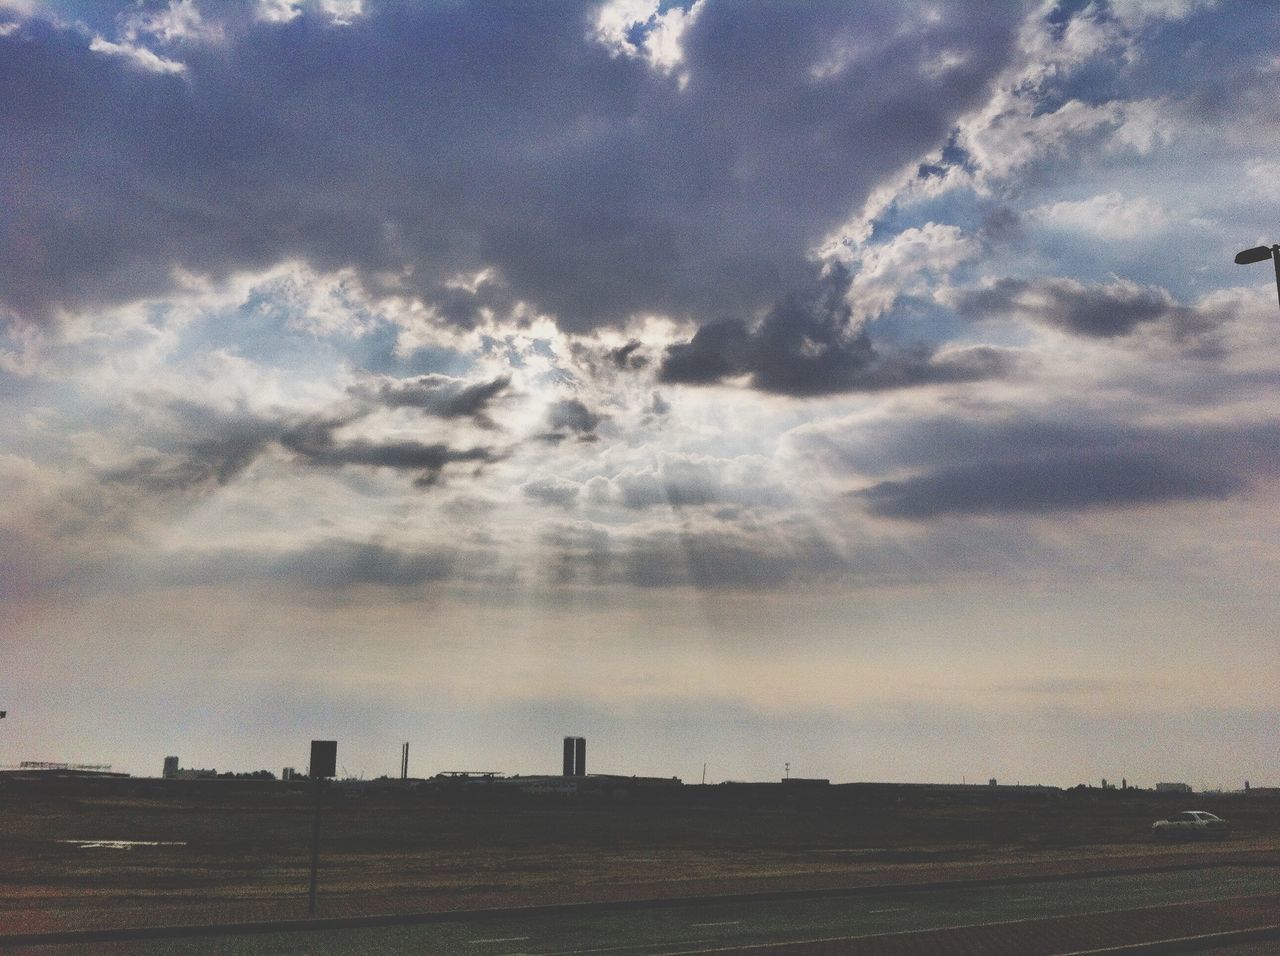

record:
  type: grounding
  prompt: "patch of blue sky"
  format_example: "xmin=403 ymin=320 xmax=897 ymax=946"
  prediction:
xmin=868 ymin=295 xmax=1012 ymax=352
xmin=172 ymin=298 xmax=344 ymax=373
xmin=864 ymin=296 xmax=960 ymax=346
xmin=1116 ymin=10 xmax=1279 ymax=101
xmin=169 ymin=285 xmax=478 ymax=387
xmin=349 ymin=324 xmax=472 ymax=379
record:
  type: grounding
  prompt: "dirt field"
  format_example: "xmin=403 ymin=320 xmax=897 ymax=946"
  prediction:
xmin=3 ymin=778 xmax=1278 ymax=935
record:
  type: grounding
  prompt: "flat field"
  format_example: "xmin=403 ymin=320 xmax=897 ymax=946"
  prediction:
xmin=3 ymin=779 xmax=1278 ymax=937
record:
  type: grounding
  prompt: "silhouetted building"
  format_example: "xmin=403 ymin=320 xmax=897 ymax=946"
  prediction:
xmin=1157 ymin=782 xmax=1192 ymax=794
xmin=163 ymin=756 xmax=179 ymax=779
xmin=562 ymin=736 xmax=586 ymax=777
xmin=2 ymin=762 xmax=128 ymax=779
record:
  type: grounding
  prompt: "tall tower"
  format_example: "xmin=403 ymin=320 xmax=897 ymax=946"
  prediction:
xmin=562 ymin=736 xmax=586 ymax=777
xmin=163 ymin=756 xmax=179 ymax=779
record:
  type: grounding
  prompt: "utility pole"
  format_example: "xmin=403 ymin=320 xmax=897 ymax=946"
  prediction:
xmin=307 ymin=740 xmax=337 ymax=915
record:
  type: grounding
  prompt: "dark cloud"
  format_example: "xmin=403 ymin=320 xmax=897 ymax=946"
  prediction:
xmin=951 ymin=277 xmax=1219 ymax=340
xmin=0 ymin=1 xmax=1021 ymax=328
xmin=351 ymin=374 xmax=510 ymax=425
xmin=279 ymin=418 xmax=497 ymax=486
xmin=95 ymin=397 xmax=502 ymax=497
xmin=797 ymin=408 xmax=1280 ymax=519
xmin=98 ymin=402 xmax=278 ymax=493
xmin=659 ymin=318 xmax=754 ymax=385
xmin=808 ymin=414 xmax=1280 ymax=481
xmin=540 ymin=398 xmax=604 ymax=443
xmin=660 ymin=267 xmax=1016 ymax=395
xmin=816 ymin=412 xmax=1280 ymax=520
xmin=607 ymin=340 xmax=648 ymax=370
xmin=858 ymin=452 xmax=1243 ymax=519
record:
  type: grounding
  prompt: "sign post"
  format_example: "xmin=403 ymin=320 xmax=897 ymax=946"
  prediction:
xmin=307 ymin=740 xmax=336 ymax=915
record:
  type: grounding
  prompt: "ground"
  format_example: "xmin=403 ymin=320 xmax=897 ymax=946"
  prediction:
xmin=3 ymin=779 xmax=1278 ymax=952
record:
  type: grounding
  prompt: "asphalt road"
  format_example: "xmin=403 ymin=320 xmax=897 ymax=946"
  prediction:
xmin=22 ymin=866 xmax=1280 ymax=955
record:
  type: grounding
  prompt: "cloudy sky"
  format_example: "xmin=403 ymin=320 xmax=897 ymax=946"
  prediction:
xmin=3 ymin=0 xmax=1280 ymax=787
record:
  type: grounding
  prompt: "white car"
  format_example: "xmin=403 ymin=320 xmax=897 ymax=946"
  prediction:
xmin=1151 ymin=810 xmax=1228 ymax=840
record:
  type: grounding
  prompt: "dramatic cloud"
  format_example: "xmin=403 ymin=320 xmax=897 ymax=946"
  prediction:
xmin=858 ymin=452 xmax=1242 ymax=519
xmin=8 ymin=0 xmax=1280 ymax=786
xmin=804 ymin=413 xmax=1280 ymax=519
xmin=351 ymin=374 xmax=510 ymax=425
xmin=607 ymin=340 xmax=647 ymax=370
xmin=949 ymin=277 xmax=1219 ymax=340
xmin=279 ymin=418 xmax=498 ymax=486
xmin=541 ymin=399 xmax=605 ymax=443
xmin=660 ymin=268 xmax=1015 ymax=395
xmin=98 ymin=405 xmax=277 ymax=493
xmin=0 ymin=1 xmax=1020 ymax=328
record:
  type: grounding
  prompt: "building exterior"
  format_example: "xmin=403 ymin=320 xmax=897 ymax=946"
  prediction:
xmin=1 ymin=762 xmax=129 ymax=779
xmin=1156 ymin=782 xmax=1193 ymax=794
xmin=163 ymin=756 xmax=179 ymax=779
xmin=562 ymin=736 xmax=586 ymax=777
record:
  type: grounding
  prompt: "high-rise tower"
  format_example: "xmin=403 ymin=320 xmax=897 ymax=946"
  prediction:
xmin=562 ymin=736 xmax=586 ymax=776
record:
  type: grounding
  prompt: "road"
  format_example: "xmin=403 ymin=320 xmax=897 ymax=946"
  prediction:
xmin=18 ymin=865 xmax=1280 ymax=955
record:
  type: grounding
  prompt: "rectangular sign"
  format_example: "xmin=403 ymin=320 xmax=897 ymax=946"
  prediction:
xmin=310 ymin=740 xmax=337 ymax=779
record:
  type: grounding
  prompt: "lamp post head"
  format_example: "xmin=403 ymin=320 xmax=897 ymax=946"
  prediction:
xmin=1234 ymin=245 xmax=1274 ymax=265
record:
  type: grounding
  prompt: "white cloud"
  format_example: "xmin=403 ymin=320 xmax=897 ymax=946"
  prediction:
xmin=1028 ymin=191 xmax=1175 ymax=240
xmin=591 ymin=0 xmax=702 ymax=79
xmin=1245 ymin=161 xmax=1280 ymax=200
xmin=88 ymin=36 xmax=187 ymax=74
xmin=1106 ymin=0 xmax=1219 ymax=28
xmin=125 ymin=0 xmax=222 ymax=46
xmin=256 ymin=0 xmax=364 ymax=26
xmin=846 ymin=223 xmax=980 ymax=322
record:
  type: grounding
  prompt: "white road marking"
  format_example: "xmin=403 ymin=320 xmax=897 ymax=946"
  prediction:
xmin=691 ymin=920 xmax=740 ymax=927
xmin=870 ymin=907 xmax=906 ymax=913
xmin=468 ymin=937 xmax=531 ymax=944
xmin=543 ymin=940 xmax=713 ymax=955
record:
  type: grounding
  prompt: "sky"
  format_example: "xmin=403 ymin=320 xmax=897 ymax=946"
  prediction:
xmin=3 ymin=0 xmax=1280 ymax=789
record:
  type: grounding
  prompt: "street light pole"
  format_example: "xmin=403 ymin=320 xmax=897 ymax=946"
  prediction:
xmin=1233 ymin=243 xmax=1280 ymax=311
